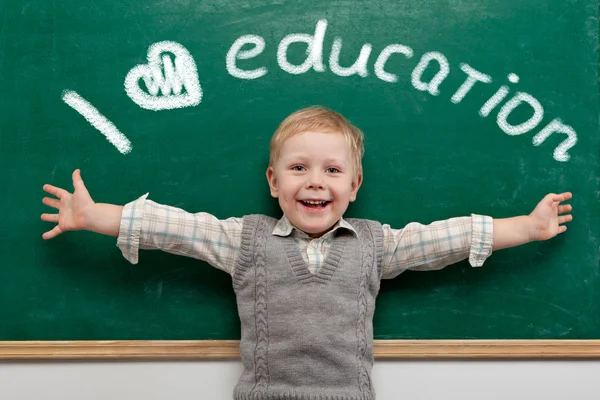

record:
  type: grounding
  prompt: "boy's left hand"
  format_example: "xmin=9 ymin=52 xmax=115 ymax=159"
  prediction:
xmin=529 ymin=192 xmax=573 ymax=241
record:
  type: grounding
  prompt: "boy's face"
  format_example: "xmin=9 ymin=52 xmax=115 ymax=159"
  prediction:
xmin=266 ymin=131 xmax=362 ymax=238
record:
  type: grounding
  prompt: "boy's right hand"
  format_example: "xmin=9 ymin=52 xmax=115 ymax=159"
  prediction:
xmin=41 ymin=169 xmax=95 ymax=239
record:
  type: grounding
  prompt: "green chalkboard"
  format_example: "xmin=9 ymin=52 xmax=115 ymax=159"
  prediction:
xmin=1 ymin=0 xmax=599 ymax=342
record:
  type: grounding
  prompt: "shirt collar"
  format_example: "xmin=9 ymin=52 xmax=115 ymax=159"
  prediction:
xmin=272 ymin=215 xmax=357 ymax=238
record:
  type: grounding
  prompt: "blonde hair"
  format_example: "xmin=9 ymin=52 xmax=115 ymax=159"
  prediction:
xmin=269 ymin=106 xmax=365 ymax=176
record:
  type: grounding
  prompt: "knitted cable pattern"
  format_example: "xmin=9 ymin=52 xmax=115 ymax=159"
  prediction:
xmin=250 ymin=215 xmax=271 ymax=395
xmin=349 ymin=219 xmax=373 ymax=397
xmin=233 ymin=215 xmax=258 ymax=290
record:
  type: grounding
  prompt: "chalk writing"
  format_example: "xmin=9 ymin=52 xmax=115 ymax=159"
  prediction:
xmin=275 ymin=19 xmax=328 ymax=75
xmin=125 ymin=41 xmax=202 ymax=111
xmin=374 ymin=44 xmax=414 ymax=83
xmin=226 ymin=35 xmax=267 ymax=80
xmin=62 ymin=90 xmax=132 ymax=155
xmin=224 ymin=19 xmax=578 ymax=162
xmin=67 ymin=21 xmax=577 ymax=161
xmin=450 ymin=64 xmax=491 ymax=104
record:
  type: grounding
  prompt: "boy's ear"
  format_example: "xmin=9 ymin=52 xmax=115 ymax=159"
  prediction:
xmin=266 ymin=166 xmax=279 ymax=198
xmin=349 ymin=173 xmax=363 ymax=202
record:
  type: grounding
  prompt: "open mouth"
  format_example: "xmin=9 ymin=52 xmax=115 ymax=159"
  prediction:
xmin=299 ymin=200 xmax=331 ymax=209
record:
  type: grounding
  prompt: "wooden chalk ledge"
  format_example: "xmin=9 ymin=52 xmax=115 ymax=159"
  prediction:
xmin=1 ymin=340 xmax=600 ymax=359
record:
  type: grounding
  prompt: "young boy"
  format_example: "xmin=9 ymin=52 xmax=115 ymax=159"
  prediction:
xmin=41 ymin=106 xmax=572 ymax=400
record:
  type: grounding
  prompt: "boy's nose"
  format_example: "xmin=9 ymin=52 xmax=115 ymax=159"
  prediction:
xmin=306 ymin=172 xmax=324 ymax=189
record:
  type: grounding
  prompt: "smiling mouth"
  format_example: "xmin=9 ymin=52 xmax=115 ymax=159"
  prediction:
xmin=299 ymin=200 xmax=331 ymax=209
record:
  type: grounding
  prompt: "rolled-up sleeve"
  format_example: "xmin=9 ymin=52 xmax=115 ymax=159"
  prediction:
xmin=381 ymin=214 xmax=494 ymax=279
xmin=116 ymin=193 xmax=148 ymax=265
xmin=468 ymin=214 xmax=494 ymax=267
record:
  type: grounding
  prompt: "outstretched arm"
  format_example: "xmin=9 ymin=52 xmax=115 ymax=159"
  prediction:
xmin=492 ymin=192 xmax=573 ymax=251
xmin=380 ymin=192 xmax=573 ymax=279
xmin=42 ymin=169 xmax=242 ymax=274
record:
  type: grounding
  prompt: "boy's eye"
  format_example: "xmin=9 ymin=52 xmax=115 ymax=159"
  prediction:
xmin=291 ymin=165 xmax=305 ymax=171
xmin=326 ymin=167 xmax=340 ymax=173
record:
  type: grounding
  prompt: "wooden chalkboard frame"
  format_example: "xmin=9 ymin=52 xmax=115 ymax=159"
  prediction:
xmin=1 ymin=340 xmax=600 ymax=359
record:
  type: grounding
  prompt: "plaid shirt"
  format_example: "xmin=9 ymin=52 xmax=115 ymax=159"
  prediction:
xmin=117 ymin=194 xmax=493 ymax=279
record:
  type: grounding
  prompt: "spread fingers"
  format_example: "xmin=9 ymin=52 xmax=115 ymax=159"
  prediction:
xmin=558 ymin=204 xmax=572 ymax=214
xmin=43 ymin=184 xmax=67 ymax=199
xmin=42 ymin=225 xmax=64 ymax=240
xmin=558 ymin=215 xmax=573 ymax=224
xmin=41 ymin=213 xmax=59 ymax=223
xmin=42 ymin=197 xmax=60 ymax=209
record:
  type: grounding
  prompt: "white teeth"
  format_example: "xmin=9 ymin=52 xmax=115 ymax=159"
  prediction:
xmin=303 ymin=200 xmax=327 ymax=205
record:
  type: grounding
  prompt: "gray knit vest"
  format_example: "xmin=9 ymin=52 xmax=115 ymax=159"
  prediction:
xmin=232 ymin=214 xmax=384 ymax=400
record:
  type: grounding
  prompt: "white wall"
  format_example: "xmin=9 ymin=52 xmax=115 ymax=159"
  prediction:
xmin=1 ymin=360 xmax=600 ymax=399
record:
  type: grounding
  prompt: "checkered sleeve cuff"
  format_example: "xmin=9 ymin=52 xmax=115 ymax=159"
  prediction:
xmin=116 ymin=193 xmax=149 ymax=264
xmin=468 ymin=214 xmax=494 ymax=267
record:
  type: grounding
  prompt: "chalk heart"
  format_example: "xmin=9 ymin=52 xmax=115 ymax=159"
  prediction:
xmin=125 ymin=41 xmax=202 ymax=111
